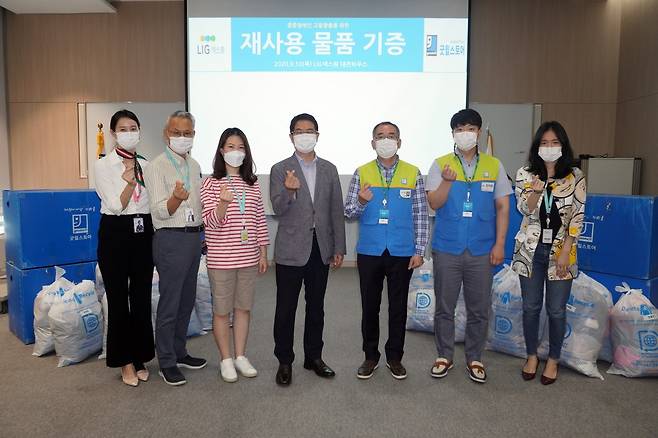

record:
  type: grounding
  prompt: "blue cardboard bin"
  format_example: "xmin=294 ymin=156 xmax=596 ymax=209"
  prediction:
xmin=7 ymin=261 xmax=97 ymax=344
xmin=577 ymin=195 xmax=657 ymax=279
xmin=582 ymin=270 xmax=657 ymax=305
xmin=3 ymin=190 xmax=101 ymax=269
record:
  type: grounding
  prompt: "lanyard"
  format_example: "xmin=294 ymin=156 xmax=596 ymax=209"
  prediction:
xmin=543 ymin=182 xmax=554 ymax=228
xmin=165 ymin=147 xmax=190 ymax=190
xmin=377 ymin=160 xmax=399 ymax=207
xmin=456 ymin=153 xmax=479 ymax=202
xmin=227 ymin=175 xmax=246 ymax=215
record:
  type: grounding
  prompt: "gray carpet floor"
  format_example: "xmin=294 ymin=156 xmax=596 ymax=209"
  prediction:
xmin=1 ymin=268 xmax=656 ymax=438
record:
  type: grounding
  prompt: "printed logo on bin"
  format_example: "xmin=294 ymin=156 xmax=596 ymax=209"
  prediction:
xmin=495 ymin=316 xmax=512 ymax=335
xmin=416 ymin=292 xmax=431 ymax=309
xmin=579 ymin=221 xmax=594 ymax=243
xmin=72 ymin=214 xmax=89 ymax=234
xmin=638 ymin=330 xmax=658 ymax=352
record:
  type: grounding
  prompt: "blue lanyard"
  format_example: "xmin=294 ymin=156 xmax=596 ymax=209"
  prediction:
xmin=377 ymin=160 xmax=399 ymax=206
xmin=543 ymin=183 xmax=554 ymax=216
xmin=227 ymin=175 xmax=246 ymax=216
xmin=456 ymin=153 xmax=479 ymax=202
xmin=165 ymin=147 xmax=190 ymax=190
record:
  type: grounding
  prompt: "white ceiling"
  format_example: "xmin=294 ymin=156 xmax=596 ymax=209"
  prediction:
xmin=0 ymin=0 xmax=116 ymax=14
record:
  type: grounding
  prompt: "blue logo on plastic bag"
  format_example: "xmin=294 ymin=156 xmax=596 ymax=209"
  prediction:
xmin=495 ymin=316 xmax=512 ymax=334
xmin=567 ymin=294 xmax=575 ymax=306
xmin=416 ymin=292 xmax=431 ymax=309
xmin=81 ymin=313 xmax=100 ymax=335
xmin=638 ymin=330 xmax=658 ymax=352
xmin=640 ymin=305 xmax=653 ymax=317
xmin=501 ymin=292 xmax=511 ymax=305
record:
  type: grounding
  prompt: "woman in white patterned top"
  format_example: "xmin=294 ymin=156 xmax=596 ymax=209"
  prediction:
xmin=512 ymin=121 xmax=587 ymax=385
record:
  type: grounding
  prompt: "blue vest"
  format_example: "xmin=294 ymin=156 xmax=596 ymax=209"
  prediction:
xmin=356 ymin=160 xmax=418 ymax=257
xmin=432 ymin=153 xmax=500 ymax=256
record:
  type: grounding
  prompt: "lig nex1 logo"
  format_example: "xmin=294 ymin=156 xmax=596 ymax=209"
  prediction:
xmin=197 ymin=35 xmax=224 ymax=55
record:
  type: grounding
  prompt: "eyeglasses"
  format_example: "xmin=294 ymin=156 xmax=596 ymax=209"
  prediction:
xmin=540 ymin=140 xmax=561 ymax=147
xmin=291 ymin=129 xmax=318 ymax=135
xmin=168 ymin=129 xmax=194 ymax=138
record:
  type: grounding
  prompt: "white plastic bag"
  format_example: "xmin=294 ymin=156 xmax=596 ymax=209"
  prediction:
xmin=454 ymin=290 xmax=467 ymax=343
xmin=406 ymin=259 xmax=434 ymax=333
xmin=486 ymin=265 xmax=528 ymax=358
xmin=195 ymin=256 xmax=214 ymax=331
xmin=537 ymin=272 xmax=613 ymax=379
xmin=49 ymin=280 xmax=103 ymax=367
xmin=32 ymin=267 xmax=75 ymax=357
xmin=151 ymin=269 xmax=206 ymax=337
xmin=98 ymin=294 xmax=109 ymax=360
xmin=607 ymin=284 xmax=658 ymax=377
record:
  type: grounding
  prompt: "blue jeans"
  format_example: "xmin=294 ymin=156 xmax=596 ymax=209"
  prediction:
xmin=519 ymin=243 xmax=573 ymax=360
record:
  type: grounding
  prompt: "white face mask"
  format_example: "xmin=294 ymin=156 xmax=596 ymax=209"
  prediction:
xmin=454 ymin=131 xmax=478 ymax=151
xmin=169 ymin=136 xmax=194 ymax=155
xmin=538 ymin=146 xmax=562 ymax=163
xmin=223 ymin=150 xmax=246 ymax=168
xmin=374 ymin=138 xmax=399 ymax=159
xmin=293 ymin=133 xmax=317 ymax=153
xmin=116 ymin=131 xmax=140 ymax=151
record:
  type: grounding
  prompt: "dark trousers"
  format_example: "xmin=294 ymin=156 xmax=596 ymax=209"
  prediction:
xmin=153 ymin=229 xmax=201 ymax=368
xmin=97 ymin=214 xmax=155 ymax=368
xmin=357 ymin=250 xmax=413 ymax=362
xmin=274 ymin=235 xmax=329 ymax=365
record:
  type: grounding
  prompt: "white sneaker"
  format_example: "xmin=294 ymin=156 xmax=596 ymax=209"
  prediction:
xmin=220 ymin=358 xmax=238 ymax=382
xmin=234 ymin=356 xmax=258 ymax=378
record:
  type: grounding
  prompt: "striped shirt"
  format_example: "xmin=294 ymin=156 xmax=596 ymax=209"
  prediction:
xmin=201 ymin=175 xmax=269 ymax=269
xmin=143 ymin=149 xmax=203 ymax=230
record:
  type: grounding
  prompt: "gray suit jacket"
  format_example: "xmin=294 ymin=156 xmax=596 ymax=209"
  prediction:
xmin=270 ymin=154 xmax=346 ymax=266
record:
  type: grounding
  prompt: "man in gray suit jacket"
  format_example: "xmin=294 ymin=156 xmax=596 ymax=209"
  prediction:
xmin=270 ymin=113 xmax=346 ymax=386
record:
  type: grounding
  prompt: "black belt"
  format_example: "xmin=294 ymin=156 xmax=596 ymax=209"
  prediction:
xmin=160 ymin=225 xmax=204 ymax=233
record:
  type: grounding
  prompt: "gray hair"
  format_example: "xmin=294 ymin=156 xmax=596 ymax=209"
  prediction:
xmin=166 ymin=110 xmax=195 ymax=128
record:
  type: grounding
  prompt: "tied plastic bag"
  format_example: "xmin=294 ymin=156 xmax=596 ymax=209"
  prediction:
xmin=151 ymin=269 xmax=206 ymax=337
xmin=406 ymin=259 xmax=434 ymax=333
xmin=486 ymin=265 xmax=529 ymax=358
xmin=607 ymin=284 xmax=658 ymax=377
xmin=195 ymin=256 xmax=214 ymax=331
xmin=49 ymin=280 xmax=103 ymax=367
xmin=98 ymin=294 xmax=109 ymax=360
xmin=33 ymin=267 xmax=75 ymax=357
xmin=537 ymin=272 xmax=613 ymax=379
xmin=94 ymin=263 xmax=105 ymax=301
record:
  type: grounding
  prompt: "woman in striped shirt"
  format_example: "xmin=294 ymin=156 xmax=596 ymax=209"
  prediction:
xmin=200 ymin=127 xmax=269 ymax=383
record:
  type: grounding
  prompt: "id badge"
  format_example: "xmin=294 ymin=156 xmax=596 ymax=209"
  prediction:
xmin=240 ymin=228 xmax=249 ymax=244
xmin=542 ymin=228 xmax=553 ymax=244
xmin=184 ymin=207 xmax=195 ymax=223
xmin=133 ymin=217 xmax=144 ymax=233
xmin=378 ymin=209 xmax=390 ymax=225
xmin=462 ymin=202 xmax=473 ymax=218
xmin=399 ymin=189 xmax=412 ymax=199
xmin=481 ymin=182 xmax=495 ymax=192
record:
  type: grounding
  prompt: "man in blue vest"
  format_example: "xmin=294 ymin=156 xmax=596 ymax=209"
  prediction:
xmin=345 ymin=121 xmax=429 ymax=380
xmin=426 ymin=109 xmax=512 ymax=383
